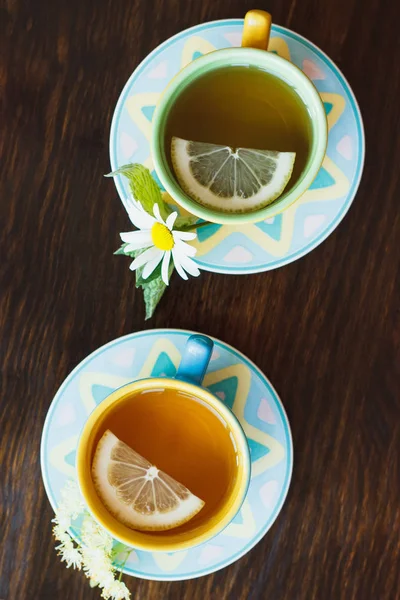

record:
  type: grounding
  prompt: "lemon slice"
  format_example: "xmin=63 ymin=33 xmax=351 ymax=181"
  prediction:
xmin=92 ymin=430 xmax=205 ymax=531
xmin=171 ymin=137 xmax=296 ymax=213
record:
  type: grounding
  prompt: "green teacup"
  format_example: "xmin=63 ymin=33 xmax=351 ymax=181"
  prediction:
xmin=151 ymin=10 xmax=327 ymax=225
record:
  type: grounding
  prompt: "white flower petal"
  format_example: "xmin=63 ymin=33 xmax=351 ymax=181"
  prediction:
xmin=129 ymin=247 xmax=159 ymax=271
xmin=174 ymin=238 xmax=197 ymax=257
xmin=120 ymin=230 xmax=152 ymax=245
xmin=59 ymin=546 xmax=82 ymax=569
xmin=141 ymin=250 xmax=163 ymax=279
xmin=127 ymin=204 xmax=155 ymax=230
xmin=174 ymin=230 xmax=197 ymax=241
xmin=153 ymin=203 xmax=164 ymax=224
xmin=161 ymin=251 xmax=171 ymax=285
xmin=166 ymin=211 xmax=178 ymax=230
xmin=175 ymin=251 xmax=201 ymax=277
xmin=81 ymin=516 xmax=113 ymax=554
xmin=124 ymin=242 xmax=152 ymax=253
xmin=54 ymin=511 xmax=71 ymax=530
xmin=172 ymin=251 xmax=189 ymax=280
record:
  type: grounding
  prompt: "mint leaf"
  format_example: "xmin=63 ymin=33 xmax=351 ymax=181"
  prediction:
xmin=115 ymin=244 xmax=145 ymax=262
xmin=135 ymin=264 xmax=161 ymax=287
xmin=136 ymin=257 xmax=174 ymax=288
xmin=115 ymin=244 xmax=171 ymax=306
xmin=106 ymin=164 xmax=171 ymax=220
xmin=143 ymin=276 xmax=167 ymax=320
xmin=106 ymin=164 xmax=137 ymax=179
xmin=112 ymin=542 xmax=130 ymax=557
xmin=114 ymin=243 xmax=129 ymax=255
xmin=140 ymin=261 xmax=174 ymax=319
xmin=125 ymin=164 xmax=164 ymax=215
xmin=115 ymin=245 xmax=146 ymax=283
xmin=115 ymin=251 xmax=174 ymax=318
xmin=124 ymin=248 xmax=147 ymax=283
xmin=174 ymin=215 xmax=199 ymax=229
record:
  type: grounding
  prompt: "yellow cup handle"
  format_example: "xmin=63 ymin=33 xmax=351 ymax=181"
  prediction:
xmin=241 ymin=10 xmax=272 ymax=50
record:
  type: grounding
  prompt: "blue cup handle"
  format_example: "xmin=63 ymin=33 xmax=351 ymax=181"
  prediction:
xmin=175 ymin=335 xmax=214 ymax=387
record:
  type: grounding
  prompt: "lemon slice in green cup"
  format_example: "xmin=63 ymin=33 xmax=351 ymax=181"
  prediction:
xmin=171 ymin=137 xmax=296 ymax=214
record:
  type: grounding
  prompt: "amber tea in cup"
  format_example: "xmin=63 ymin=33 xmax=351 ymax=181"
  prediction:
xmin=98 ymin=387 xmax=239 ymax=533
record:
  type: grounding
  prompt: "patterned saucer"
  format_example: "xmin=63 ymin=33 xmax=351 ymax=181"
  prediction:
xmin=110 ymin=20 xmax=364 ymax=274
xmin=41 ymin=329 xmax=292 ymax=581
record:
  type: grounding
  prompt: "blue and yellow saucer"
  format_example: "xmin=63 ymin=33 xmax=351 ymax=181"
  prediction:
xmin=41 ymin=329 xmax=292 ymax=580
xmin=110 ymin=20 xmax=364 ymax=274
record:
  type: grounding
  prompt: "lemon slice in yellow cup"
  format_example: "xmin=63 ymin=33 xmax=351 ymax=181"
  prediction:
xmin=92 ymin=430 xmax=205 ymax=531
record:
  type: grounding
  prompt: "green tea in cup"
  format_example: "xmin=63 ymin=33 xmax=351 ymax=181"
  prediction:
xmin=165 ymin=65 xmax=312 ymax=212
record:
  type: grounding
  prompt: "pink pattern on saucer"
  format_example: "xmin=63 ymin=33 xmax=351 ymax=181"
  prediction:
xmin=302 ymin=59 xmax=325 ymax=80
xmin=257 ymin=398 xmax=276 ymax=424
xmin=259 ymin=480 xmax=279 ymax=509
xmin=336 ymin=135 xmax=353 ymax=160
xmin=198 ymin=545 xmax=224 ymax=565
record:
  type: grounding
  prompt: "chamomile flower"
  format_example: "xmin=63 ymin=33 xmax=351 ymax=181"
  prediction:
xmin=120 ymin=200 xmax=200 ymax=285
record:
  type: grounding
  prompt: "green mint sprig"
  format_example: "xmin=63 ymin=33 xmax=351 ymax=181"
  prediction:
xmin=114 ymin=244 xmax=173 ymax=319
xmin=106 ymin=164 xmax=171 ymax=221
xmin=108 ymin=164 xmax=205 ymax=319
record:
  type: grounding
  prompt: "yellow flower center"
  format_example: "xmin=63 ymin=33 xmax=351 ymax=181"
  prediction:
xmin=151 ymin=222 xmax=174 ymax=251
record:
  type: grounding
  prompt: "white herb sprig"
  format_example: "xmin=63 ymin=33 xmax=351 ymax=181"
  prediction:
xmin=52 ymin=480 xmax=132 ymax=600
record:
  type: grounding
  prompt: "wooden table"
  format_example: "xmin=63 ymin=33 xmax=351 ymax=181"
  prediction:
xmin=1 ymin=1 xmax=399 ymax=598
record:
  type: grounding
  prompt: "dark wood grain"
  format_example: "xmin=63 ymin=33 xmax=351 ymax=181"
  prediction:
xmin=1 ymin=0 xmax=399 ymax=599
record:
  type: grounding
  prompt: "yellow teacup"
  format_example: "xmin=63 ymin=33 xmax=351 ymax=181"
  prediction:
xmin=77 ymin=335 xmax=251 ymax=552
